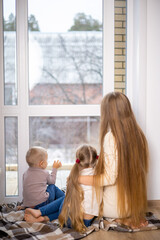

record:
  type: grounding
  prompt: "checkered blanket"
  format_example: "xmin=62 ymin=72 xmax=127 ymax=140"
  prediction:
xmin=0 ymin=203 xmax=160 ymax=239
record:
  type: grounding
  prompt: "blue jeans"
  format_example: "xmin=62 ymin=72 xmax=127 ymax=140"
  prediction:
xmin=83 ymin=218 xmax=94 ymax=227
xmin=64 ymin=216 xmax=94 ymax=228
xmin=39 ymin=195 xmax=65 ymax=221
xmin=58 ymin=198 xmax=94 ymax=228
xmin=34 ymin=185 xmax=65 ymax=209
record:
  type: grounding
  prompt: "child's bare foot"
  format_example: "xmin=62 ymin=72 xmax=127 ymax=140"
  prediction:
xmin=25 ymin=208 xmax=41 ymax=218
xmin=24 ymin=213 xmax=45 ymax=223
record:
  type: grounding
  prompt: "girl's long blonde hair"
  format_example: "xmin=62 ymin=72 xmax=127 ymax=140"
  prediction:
xmin=94 ymin=92 xmax=149 ymax=225
xmin=59 ymin=144 xmax=98 ymax=232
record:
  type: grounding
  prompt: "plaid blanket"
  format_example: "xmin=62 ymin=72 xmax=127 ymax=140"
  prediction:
xmin=0 ymin=203 xmax=160 ymax=239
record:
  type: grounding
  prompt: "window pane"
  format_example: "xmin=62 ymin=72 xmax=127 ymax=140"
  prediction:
xmin=5 ymin=117 xmax=18 ymax=196
xmin=114 ymin=0 xmax=126 ymax=93
xmin=29 ymin=116 xmax=99 ymax=188
xmin=28 ymin=0 xmax=103 ymax=105
xmin=3 ymin=0 xmax=17 ymax=105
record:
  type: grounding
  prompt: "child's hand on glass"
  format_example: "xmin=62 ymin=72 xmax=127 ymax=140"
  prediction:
xmin=53 ymin=160 xmax=62 ymax=169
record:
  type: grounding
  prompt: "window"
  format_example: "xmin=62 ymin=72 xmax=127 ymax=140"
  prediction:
xmin=0 ymin=0 xmax=127 ymax=202
xmin=28 ymin=0 xmax=103 ymax=105
xmin=29 ymin=117 xmax=99 ymax=163
xmin=0 ymin=0 xmax=104 ymax=201
xmin=5 ymin=117 xmax=18 ymax=196
xmin=30 ymin=116 xmax=99 ymax=184
xmin=3 ymin=0 xmax=17 ymax=105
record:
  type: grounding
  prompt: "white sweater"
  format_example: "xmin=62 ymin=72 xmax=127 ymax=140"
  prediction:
xmin=102 ymin=131 xmax=119 ymax=218
xmin=80 ymin=168 xmax=102 ymax=216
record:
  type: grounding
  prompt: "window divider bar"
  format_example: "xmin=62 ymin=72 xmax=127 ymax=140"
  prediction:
xmin=16 ymin=0 xmax=29 ymax=201
xmin=103 ymin=0 xmax=114 ymax=95
xmin=27 ymin=104 xmax=100 ymax=117
xmin=0 ymin=0 xmax=5 ymax=203
xmin=0 ymin=0 xmax=4 ymax=109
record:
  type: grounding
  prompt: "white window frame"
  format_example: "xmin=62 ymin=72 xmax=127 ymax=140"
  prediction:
xmin=0 ymin=0 xmax=114 ymax=203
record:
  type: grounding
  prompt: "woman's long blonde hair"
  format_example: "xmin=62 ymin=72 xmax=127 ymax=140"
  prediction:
xmin=94 ymin=92 xmax=149 ymax=225
xmin=59 ymin=144 xmax=98 ymax=232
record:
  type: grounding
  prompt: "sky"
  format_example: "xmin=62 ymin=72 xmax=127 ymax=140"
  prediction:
xmin=3 ymin=0 xmax=102 ymax=32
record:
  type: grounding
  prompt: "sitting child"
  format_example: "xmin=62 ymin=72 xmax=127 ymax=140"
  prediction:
xmin=22 ymin=146 xmax=65 ymax=209
xmin=59 ymin=144 xmax=103 ymax=232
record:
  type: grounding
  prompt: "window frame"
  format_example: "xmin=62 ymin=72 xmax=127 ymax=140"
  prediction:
xmin=0 ymin=0 xmax=114 ymax=203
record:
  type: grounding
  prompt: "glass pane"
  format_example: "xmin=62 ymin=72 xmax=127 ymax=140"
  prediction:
xmin=28 ymin=0 xmax=103 ymax=105
xmin=29 ymin=116 xmax=99 ymax=188
xmin=114 ymin=0 xmax=126 ymax=93
xmin=3 ymin=0 xmax=17 ymax=105
xmin=5 ymin=117 xmax=18 ymax=196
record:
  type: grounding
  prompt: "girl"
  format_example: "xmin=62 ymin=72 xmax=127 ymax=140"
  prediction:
xmin=79 ymin=92 xmax=149 ymax=228
xmin=25 ymin=144 xmax=102 ymax=232
xmin=59 ymin=144 xmax=102 ymax=232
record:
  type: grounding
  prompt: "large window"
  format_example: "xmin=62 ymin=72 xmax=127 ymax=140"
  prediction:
xmin=28 ymin=0 xmax=103 ymax=105
xmin=27 ymin=0 xmax=103 ymax=190
xmin=0 ymin=0 xmax=127 ymax=202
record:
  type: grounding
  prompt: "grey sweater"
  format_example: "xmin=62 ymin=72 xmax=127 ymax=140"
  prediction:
xmin=23 ymin=167 xmax=57 ymax=207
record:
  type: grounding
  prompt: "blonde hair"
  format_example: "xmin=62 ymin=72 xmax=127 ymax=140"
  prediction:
xmin=94 ymin=92 xmax=149 ymax=225
xmin=26 ymin=146 xmax=47 ymax=167
xmin=59 ymin=144 xmax=98 ymax=232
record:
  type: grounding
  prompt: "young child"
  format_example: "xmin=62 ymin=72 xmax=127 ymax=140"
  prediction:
xmin=59 ymin=144 xmax=102 ymax=232
xmin=22 ymin=146 xmax=65 ymax=209
xmin=24 ymin=145 xmax=102 ymax=232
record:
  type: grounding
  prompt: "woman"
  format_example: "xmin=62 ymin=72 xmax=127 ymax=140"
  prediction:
xmin=79 ymin=92 xmax=149 ymax=228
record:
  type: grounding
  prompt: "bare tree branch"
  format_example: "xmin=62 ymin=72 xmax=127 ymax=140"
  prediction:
xmin=58 ymin=34 xmax=87 ymax=104
xmin=42 ymin=67 xmax=76 ymax=104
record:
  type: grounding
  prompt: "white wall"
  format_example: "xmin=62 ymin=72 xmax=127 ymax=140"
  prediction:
xmin=146 ymin=0 xmax=160 ymax=200
xmin=127 ymin=0 xmax=160 ymax=200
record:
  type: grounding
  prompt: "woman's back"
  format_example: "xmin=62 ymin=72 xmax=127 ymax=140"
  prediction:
xmin=102 ymin=131 xmax=118 ymax=218
xmin=95 ymin=92 xmax=149 ymax=224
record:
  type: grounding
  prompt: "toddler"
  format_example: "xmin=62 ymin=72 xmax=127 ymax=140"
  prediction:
xmin=22 ymin=146 xmax=64 ymax=209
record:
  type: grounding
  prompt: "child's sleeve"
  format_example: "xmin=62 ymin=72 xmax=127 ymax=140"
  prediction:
xmin=102 ymin=131 xmax=118 ymax=186
xmin=47 ymin=168 xmax=57 ymax=184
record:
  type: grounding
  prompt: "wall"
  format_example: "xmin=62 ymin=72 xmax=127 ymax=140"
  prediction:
xmin=114 ymin=0 xmax=126 ymax=93
xmin=127 ymin=0 xmax=160 ymax=200
xmin=146 ymin=0 xmax=160 ymax=200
